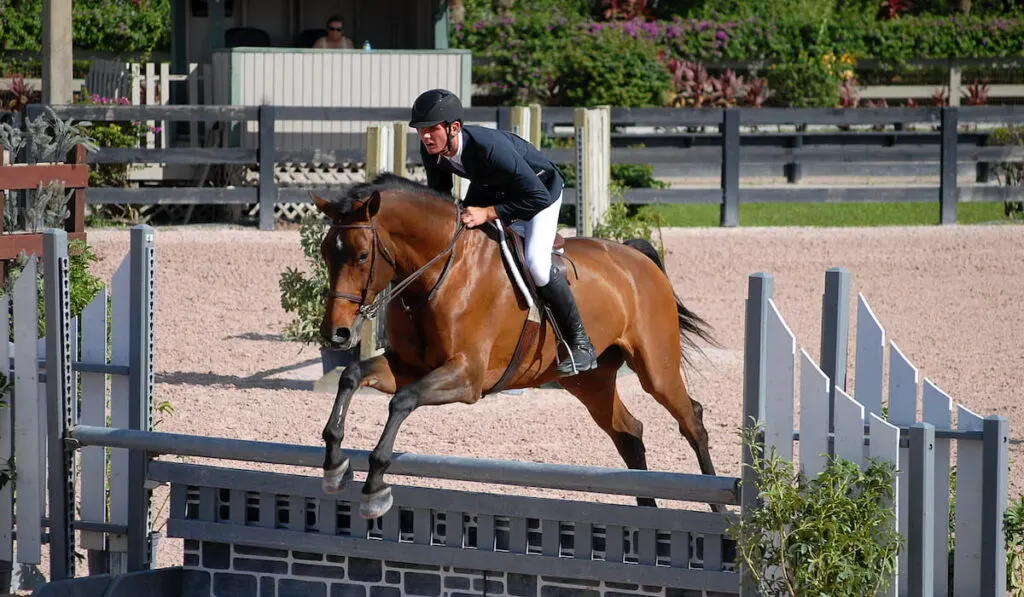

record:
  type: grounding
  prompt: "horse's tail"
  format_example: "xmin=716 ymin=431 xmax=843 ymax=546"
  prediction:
xmin=622 ymin=238 xmax=718 ymax=366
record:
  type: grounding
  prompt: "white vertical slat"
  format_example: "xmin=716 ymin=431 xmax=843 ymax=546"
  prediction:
xmin=78 ymin=288 xmax=109 ymax=551
xmin=144 ymin=62 xmax=156 ymax=148
xmin=13 ymin=257 xmax=41 ymax=564
xmin=188 ymin=63 xmax=199 ymax=147
xmin=923 ymin=379 xmax=952 ymax=597
xmin=799 ymin=349 xmax=830 ymax=478
xmin=0 ymin=296 xmax=13 ymax=562
xmin=887 ymin=341 xmax=918 ymax=597
xmin=159 ymin=62 xmax=170 ymax=148
xmin=953 ymin=405 xmax=984 ymax=595
xmin=854 ymin=294 xmax=885 ymax=416
xmin=130 ymin=62 xmax=142 ymax=106
xmin=764 ymin=300 xmax=795 ymax=462
xmin=868 ymin=411 xmax=901 ymax=597
xmin=832 ymin=388 xmax=865 ymax=468
xmin=108 ymin=258 xmax=131 ymax=552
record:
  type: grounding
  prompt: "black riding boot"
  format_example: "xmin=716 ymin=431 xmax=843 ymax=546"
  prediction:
xmin=536 ymin=265 xmax=598 ymax=376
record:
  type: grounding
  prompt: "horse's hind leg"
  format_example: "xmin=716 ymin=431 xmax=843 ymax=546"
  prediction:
xmin=558 ymin=349 xmax=658 ymax=508
xmin=625 ymin=344 xmax=721 ymax=512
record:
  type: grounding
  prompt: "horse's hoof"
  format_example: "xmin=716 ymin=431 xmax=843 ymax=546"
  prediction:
xmin=359 ymin=486 xmax=393 ymax=519
xmin=321 ymin=459 xmax=351 ymax=494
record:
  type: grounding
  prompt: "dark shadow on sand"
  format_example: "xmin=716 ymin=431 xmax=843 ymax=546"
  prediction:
xmin=154 ymin=357 xmax=323 ymax=392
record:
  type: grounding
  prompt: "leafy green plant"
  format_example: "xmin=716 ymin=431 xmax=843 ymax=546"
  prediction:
xmin=278 ymin=212 xmax=330 ymax=347
xmin=1005 ymin=493 xmax=1024 ymax=595
xmin=0 ymin=106 xmax=99 ymax=234
xmin=764 ymin=52 xmax=855 ymax=108
xmin=1 ymin=239 xmax=107 ymax=338
xmin=1 ymin=0 xmax=171 ymax=54
xmin=593 ymin=183 xmax=667 ymax=258
xmin=985 ymin=124 xmax=1024 ymax=220
xmin=557 ymin=26 xmax=673 ymax=107
xmin=728 ymin=422 xmax=902 ymax=596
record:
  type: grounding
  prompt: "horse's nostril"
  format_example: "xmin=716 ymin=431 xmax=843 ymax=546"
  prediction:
xmin=333 ymin=327 xmax=351 ymax=345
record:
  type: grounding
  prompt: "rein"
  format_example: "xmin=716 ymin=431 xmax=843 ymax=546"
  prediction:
xmin=326 ymin=201 xmax=466 ymax=319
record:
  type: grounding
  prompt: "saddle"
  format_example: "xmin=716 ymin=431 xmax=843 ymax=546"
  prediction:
xmin=483 ymin=223 xmax=579 ymax=396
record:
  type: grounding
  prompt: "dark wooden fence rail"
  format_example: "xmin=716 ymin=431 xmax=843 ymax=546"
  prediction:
xmin=22 ymin=104 xmax=1024 ymax=230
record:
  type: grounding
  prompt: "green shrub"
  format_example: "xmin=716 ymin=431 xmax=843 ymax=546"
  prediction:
xmin=558 ymin=27 xmax=672 ymax=107
xmin=454 ymin=13 xmax=1024 ymax=105
xmin=765 ymin=53 xmax=854 ymax=108
xmin=728 ymin=423 xmax=902 ymax=596
xmin=1 ymin=239 xmax=106 ymax=339
xmin=0 ymin=0 xmax=170 ymax=53
xmin=593 ymin=184 xmax=667 ymax=258
xmin=985 ymin=124 xmax=1024 ymax=219
xmin=1007 ymin=494 xmax=1024 ymax=593
xmin=278 ymin=212 xmax=329 ymax=347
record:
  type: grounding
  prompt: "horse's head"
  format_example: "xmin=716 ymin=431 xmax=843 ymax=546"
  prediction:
xmin=311 ymin=189 xmax=396 ymax=350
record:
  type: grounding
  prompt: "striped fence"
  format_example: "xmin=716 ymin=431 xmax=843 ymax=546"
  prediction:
xmin=742 ymin=269 xmax=1010 ymax=596
xmin=0 ymin=226 xmax=153 ymax=592
xmin=0 ymin=226 xmax=1011 ymax=596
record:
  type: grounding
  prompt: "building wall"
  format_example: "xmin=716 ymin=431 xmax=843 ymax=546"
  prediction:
xmin=180 ymin=540 xmax=731 ymax=597
xmin=217 ymin=48 xmax=471 ymax=155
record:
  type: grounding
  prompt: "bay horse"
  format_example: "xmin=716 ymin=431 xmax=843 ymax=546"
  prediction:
xmin=311 ymin=173 xmax=721 ymax=520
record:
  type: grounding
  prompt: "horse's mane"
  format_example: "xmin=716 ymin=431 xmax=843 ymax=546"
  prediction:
xmin=329 ymin=172 xmax=456 ymax=215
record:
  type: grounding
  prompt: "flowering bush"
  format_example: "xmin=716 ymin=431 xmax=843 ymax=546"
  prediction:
xmin=454 ymin=12 xmax=1024 ymax=107
xmin=765 ymin=52 xmax=856 ymax=108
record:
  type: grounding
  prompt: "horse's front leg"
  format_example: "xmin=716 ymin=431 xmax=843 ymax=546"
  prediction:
xmin=360 ymin=354 xmax=480 ymax=519
xmin=322 ymin=353 xmax=407 ymax=494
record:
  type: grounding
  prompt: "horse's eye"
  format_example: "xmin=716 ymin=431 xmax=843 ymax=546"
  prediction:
xmin=357 ymin=252 xmax=369 ymax=263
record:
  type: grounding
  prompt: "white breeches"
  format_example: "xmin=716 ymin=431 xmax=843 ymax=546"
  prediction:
xmin=509 ymin=191 xmax=563 ymax=287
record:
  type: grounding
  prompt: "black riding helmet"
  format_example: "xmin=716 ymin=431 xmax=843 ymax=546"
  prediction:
xmin=409 ymin=89 xmax=464 ymax=128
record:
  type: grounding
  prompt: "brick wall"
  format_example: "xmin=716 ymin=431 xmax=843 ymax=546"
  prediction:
xmin=180 ymin=540 xmax=734 ymax=597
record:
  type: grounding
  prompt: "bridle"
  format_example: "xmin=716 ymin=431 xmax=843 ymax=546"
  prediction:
xmin=323 ymin=200 xmax=466 ymax=319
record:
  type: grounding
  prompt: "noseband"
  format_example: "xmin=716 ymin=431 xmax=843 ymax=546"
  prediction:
xmin=324 ymin=205 xmax=466 ymax=319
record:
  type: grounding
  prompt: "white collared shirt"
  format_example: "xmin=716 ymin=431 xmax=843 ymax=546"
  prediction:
xmin=443 ymin=130 xmax=467 ymax=175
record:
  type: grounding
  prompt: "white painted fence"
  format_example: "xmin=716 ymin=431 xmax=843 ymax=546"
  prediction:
xmin=84 ymin=60 xmax=213 ymax=148
xmin=0 ymin=232 xmax=146 ymax=592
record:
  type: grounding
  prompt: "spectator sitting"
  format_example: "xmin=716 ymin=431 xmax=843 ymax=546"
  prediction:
xmin=313 ymin=16 xmax=354 ymax=49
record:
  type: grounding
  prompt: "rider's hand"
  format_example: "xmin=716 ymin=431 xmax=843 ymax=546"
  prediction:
xmin=461 ymin=206 xmax=497 ymax=228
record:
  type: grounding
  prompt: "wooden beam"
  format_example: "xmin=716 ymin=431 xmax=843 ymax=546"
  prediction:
xmin=0 ymin=164 xmax=89 ymax=191
xmin=42 ymin=0 xmax=74 ymax=104
xmin=0 ymin=232 xmax=87 ymax=261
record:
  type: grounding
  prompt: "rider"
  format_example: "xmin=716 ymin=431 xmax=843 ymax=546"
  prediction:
xmin=408 ymin=88 xmax=598 ymax=377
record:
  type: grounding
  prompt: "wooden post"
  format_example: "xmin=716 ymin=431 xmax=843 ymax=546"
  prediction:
xmin=360 ymin=125 xmax=394 ymax=360
xmin=948 ymin=65 xmax=962 ymax=107
xmin=42 ymin=0 xmax=74 ymax=104
xmin=529 ymin=103 xmax=543 ymax=149
xmin=391 ymin=121 xmax=407 ymax=177
xmin=510 ymin=106 xmax=530 ymax=143
xmin=573 ymin=108 xmax=611 ymax=237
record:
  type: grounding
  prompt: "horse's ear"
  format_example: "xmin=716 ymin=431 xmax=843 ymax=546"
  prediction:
xmin=310 ymin=192 xmax=336 ymax=219
xmin=365 ymin=191 xmax=382 ymax=218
